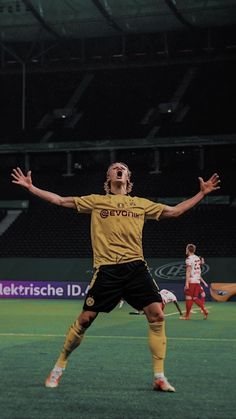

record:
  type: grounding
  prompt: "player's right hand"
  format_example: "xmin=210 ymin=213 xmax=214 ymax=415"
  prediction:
xmin=11 ymin=167 xmax=32 ymax=189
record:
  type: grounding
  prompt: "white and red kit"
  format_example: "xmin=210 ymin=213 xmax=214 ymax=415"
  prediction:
xmin=185 ymin=254 xmax=202 ymax=298
xmin=160 ymin=289 xmax=177 ymax=304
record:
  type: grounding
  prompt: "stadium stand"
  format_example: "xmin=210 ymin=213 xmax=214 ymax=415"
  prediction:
xmin=0 ymin=209 xmax=6 ymax=222
xmin=1 ymin=63 xmax=236 ymax=145
xmin=0 ymin=199 xmax=235 ymax=258
xmin=0 ymin=167 xmax=235 ymax=258
xmin=0 ymin=54 xmax=235 ymax=260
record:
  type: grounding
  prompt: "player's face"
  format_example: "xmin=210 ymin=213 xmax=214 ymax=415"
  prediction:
xmin=107 ymin=163 xmax=129 ymax=185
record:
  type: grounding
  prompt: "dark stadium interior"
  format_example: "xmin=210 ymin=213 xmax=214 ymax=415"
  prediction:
xmin=0 ymin=0 xmax=236 ymax=258
xmin=1 ymin=61 xmax=236 ymax=143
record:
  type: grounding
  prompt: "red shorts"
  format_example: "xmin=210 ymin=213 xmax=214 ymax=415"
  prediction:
xmin=185 ymin=283 xmax=202 ymax=298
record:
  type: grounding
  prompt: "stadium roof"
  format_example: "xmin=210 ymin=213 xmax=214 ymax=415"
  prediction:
xmin=0 ymin=0 xmax=236 ymax=42
xmin=0 ymin=0 xmax=236 ymax=72
xmin=0 ymin=1 xmax=236 ymax=142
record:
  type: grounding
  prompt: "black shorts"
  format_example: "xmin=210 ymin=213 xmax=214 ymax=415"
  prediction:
xmin=83 ymin=260 xmax=162 ymax=312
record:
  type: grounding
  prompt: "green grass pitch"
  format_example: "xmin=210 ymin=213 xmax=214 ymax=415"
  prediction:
xmin=0 ymin=299 xmax=236 ymax=419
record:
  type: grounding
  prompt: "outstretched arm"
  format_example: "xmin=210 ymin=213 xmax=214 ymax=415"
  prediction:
xmin=160 ymin=173 xmax=220 ymax=219
xmin=11 ymin=167 xmax=76 ymax=208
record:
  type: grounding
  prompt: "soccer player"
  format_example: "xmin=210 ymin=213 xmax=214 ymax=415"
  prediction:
xmin=160 ymin=289 xmax=183 ymax=316
xmin=11 ymin=164 xmax=220 ymax=392
xmin=181 ymin=244 xmax=209 ymax=320
xmin=129 ymin=289 xmax=183 ymax=316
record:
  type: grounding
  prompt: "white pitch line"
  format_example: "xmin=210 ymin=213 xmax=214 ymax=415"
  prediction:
xmin=165 ymin=305 xmax=212 ymax=317
xmin=0 ymin=333 xmax=65 ymax=337
xmin=0 ymin=332 xmax=235 ymax=342
xmin=165 ymin=311 xmax=181 ymax=317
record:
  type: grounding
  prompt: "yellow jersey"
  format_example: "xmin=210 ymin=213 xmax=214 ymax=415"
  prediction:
xmin=74 ymin=194 xmax=165 ymax=268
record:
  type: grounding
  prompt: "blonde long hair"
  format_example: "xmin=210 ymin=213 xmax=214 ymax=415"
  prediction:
xmin=104 ymin=162 xmax=133 ymax=194
xmin=186 ymin=243 xmax=196 ymax=253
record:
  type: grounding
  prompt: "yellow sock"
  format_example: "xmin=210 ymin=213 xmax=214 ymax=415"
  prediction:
xmin=148 ymin=321 xmax=166 ymax=374
xmin=56 ymin=320 xmax=86 ymax=369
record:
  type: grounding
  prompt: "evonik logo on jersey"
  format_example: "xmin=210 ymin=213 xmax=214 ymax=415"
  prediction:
xmin=153 ymin=261 xmax=210 ymax=280
xmin=100 ymin=209 xmax=141 ymax=218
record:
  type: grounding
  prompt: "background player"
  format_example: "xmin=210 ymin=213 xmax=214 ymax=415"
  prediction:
xmin=182 ymin=244 xmax=209 ymax=320
xmin=129 ymin=289 xmax=183 ymax=316
xmin=160 ymin=289 xmax=183 ymax=316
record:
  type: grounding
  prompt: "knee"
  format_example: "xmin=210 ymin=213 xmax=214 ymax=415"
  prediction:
xmin=157 ymin=312 xmax=165 ymax=322
xmin=144 ymin=302 xmax=165 ymax=323
xmin=78 ymin=311 xmax=97 ymax=328
xmin=148 ymin=311 xmax=165 ymax=323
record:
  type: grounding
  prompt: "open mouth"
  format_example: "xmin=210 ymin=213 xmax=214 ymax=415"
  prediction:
xmin=117 ymin=170 xmax=123 ymax=178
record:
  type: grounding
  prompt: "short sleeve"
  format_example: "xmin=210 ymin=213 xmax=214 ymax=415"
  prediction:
xmin=143 ymin=198 xmax=165 ymax=220
xmin=185 ymin=257 xmax=191 ymax=267
xmin=73 ymin=194 xmax=96 ymax=213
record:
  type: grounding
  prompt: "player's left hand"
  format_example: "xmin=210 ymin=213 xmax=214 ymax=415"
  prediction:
xmin=198 ymin=173 xmax=220 ymax=196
